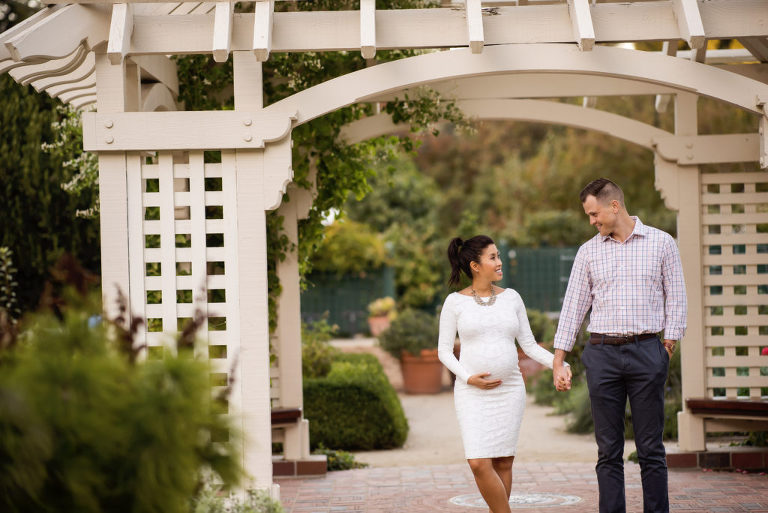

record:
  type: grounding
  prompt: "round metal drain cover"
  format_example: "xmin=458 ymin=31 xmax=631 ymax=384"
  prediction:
xmin=450 ymin=492 xmax=582 ymax=508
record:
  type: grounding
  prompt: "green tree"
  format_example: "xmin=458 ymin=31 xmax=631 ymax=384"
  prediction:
xmin=0 ymin=75 xmax=100 ymax=312
xmin=345 ymin=156 xmax=446 ymax=308
xmin=309 ymin=219 xmax=387 ymax=275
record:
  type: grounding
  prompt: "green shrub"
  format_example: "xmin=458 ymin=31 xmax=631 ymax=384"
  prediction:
xmin=312 ymin=444 xmax=369 ymax=471
xmin=304 ymin=360 xmax=408 ymax=451
xmin=527 ymin=309 xmax=555 ymax=343
xmin=0 ymin=294 xmax=242 ymax=513
xmin=378 ymin=308 xmax=438 ymax=359
xmin=301 ymin=318 xmax=339 ymax=379
xmin=333 ymin=351 xmax=383 ymax=370
xmin=191 ymin=487 xmax=283 ymax=513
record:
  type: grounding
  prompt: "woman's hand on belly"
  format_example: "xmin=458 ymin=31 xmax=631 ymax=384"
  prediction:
xmin=467 ymin=372 xmax=502 ymax=390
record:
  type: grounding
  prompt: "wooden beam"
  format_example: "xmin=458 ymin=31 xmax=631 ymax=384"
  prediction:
xmin=253 ymin=0 xmax=274 ymax=61
xmin=566 ymin=0 xmax=594 ymax=51
xmin=739 ymin=36 xmax=768 ymax=63
xmin=655 ymin=41 xmax=677 ymax=113
xmin=360 ymin=0 xmax=376 ymax=59
xmin=465 ymin=0 xmax=484 ymax=54
xmin=82 ymin=110 xmax=297 ymax=151
xmin=690 ymin=45 xmax=707 ymax=63
xmin=31 ymin=52 xmax=95 ymax=93
xmin=212 ymin=2 xmax=234 ymax=63
xmin=118 ymin=2 xmax=768 ymax=56
xmin=0 ymin=6 xmax=63 ymax=60
xmin=9 ymin=45 xmax=87 ymax=85
xmin=70 ymin=95 xmax=97 ymax=110
xmin=107 ymin=4 xmax=133 ymax=65
xmin=653 ymin=134 xmax=760 ymax=165
xmin=4 ymin=5 xmax=109 ymax=61
xmin=672 ymin=0 xmax=705 ymax=50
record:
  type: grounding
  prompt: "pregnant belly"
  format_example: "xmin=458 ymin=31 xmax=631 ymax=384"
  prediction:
xmin=460 ymin=343 xmax=520 ymax=381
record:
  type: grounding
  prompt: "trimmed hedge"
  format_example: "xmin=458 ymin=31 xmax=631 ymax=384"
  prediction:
xmin=303 ymin=355 xmax=408 ymax=451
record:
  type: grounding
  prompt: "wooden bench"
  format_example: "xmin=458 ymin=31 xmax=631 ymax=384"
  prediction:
xmin=271 ymin=407 xmax=302 ymax=425
xmin=686 ymin=398 xmax=768 ymax=418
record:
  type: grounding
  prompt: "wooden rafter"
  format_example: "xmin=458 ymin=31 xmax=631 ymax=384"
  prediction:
xmin=671 ymin=0 xmax=705 ymax=50
xmin=212 ymin=2 xmax=233 ymax=62
xmin=566 ymin=0 xmax=594 ymax=51
xmin=740 ymin=37 xmax=768 ymax=63
xmin=253 ymin=0 xmax=274 ymax=61
xmin=465 ymin=0 xmax=484 ymax=54
xmin=107 ymin=4 xmax=134 ymax=65
xmin=360 ymin=0 xmax=376 ymax=59
xmin=117 ymin=1 xmax=768 ymax=58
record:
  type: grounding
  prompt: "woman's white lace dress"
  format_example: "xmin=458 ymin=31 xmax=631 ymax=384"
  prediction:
xmin=438 ymin=289 xmax=561 ymax=459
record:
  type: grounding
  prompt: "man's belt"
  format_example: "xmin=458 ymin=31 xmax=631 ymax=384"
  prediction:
xmin=589 ymin=333 xmax=658 ymax=345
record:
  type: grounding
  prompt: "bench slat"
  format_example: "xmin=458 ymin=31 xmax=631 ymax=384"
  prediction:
xmin=271 ymin=407 xmax=302 ymax=425
xmin=686 ymin=398 xmax=768 ymax=417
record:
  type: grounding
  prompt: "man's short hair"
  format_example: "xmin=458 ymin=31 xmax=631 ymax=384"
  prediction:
xmin=580 ymin=178 xmax=625 ymax=207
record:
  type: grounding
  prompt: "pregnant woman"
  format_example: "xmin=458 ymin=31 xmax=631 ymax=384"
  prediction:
xmin=438 ymin=235 xmax=571 ymax=513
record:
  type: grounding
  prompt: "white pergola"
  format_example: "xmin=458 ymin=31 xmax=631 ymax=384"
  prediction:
xmin=2 ymin=0 xmax=768 ymax=495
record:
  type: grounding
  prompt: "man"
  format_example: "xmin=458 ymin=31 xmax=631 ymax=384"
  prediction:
xmin=552 ymin=178 xmax=687 ymax=513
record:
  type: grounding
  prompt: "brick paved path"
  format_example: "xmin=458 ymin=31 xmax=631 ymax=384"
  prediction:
xmin=277 ymin=462 xmax=768 ymax=512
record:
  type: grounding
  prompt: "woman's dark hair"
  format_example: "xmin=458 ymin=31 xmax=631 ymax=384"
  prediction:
xmin=447 ymin=235 xmax=495 ymax=287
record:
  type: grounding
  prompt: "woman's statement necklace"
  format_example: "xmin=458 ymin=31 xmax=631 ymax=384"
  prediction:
xmin=471 ymin=287 xmax=496 ymax=307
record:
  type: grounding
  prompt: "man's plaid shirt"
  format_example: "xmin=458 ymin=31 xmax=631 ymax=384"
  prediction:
xmin=553 ymin=217 xmax=687 ymax=352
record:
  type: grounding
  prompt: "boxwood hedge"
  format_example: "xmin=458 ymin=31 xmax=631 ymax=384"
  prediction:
xmin=303 ymin=354 xmax=408 ymax=451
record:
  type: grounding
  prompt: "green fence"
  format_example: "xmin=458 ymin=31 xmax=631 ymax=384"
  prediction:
xmin=300 ymin=267 xmax=396 ymax=336
xmin=299 ymin=248 xmax=578 ymax=336
xmin=505 ymin=247 xmax=578 ymax=313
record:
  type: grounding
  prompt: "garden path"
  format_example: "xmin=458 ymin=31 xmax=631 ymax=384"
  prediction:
xmin=329 ymin=338 xmax=636 ymax=467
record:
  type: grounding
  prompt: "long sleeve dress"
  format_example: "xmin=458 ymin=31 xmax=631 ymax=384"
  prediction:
xmin=437 ymin=288 xmax=563 ymax=459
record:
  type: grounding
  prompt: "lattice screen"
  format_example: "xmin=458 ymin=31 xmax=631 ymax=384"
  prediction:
xmin=701 ymin=168 xmax=768 ymax=399
xmin=126 ymin=150 xmax=241 ymax=415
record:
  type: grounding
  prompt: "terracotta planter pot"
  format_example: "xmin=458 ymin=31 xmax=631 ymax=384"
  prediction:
xmin=368 ymin=315 xmax=391 ymax=337
xmin=400 ymin=348 xmax=443 ymax=394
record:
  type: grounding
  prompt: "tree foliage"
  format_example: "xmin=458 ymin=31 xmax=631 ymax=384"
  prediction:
xmin=309 ymin=219 xmax=387 ymax=275
xmin=0 ymin=289 xmax=243 ymax=513
xmin=0 ymin=75 xmax=100 ymax=312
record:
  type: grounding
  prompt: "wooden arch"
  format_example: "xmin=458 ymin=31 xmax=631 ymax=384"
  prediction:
xmin=340 ymin=98 xmax=671 ymax=150
xmin=266 ymin=44 xmax=768 ymax=127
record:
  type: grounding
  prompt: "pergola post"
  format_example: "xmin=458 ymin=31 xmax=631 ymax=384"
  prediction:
xmin=672 ymin=93 xmax=707 ymax=452
xmin=654 ymin=93 xmax=707 ymax=451
xmin=274 ymin=181 xmax=314 ymax=461
xmin=95 ymin=51 xmax=133 ymax=321
xmin=231 ymin=50 xmax=276 ymax=492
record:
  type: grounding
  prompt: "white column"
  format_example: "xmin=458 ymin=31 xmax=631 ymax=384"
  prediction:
xmin=232 ymin=50 xmax=275 ymax=491
xmin=95 ymin=52 xmax=130 ymax=322
xmin=275 ymin=185 xmax=313 ymax=460
xmin=670 ymin=93 xmax=707 ymax=451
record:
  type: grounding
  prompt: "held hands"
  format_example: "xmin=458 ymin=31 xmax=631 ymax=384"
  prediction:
xmin=553 ymin=364 xmax=572 ymax=392
xmin=663 ymin=339 xmax=676 ymax=359
xmin=468 ymin=372 xmax=502 ymax=390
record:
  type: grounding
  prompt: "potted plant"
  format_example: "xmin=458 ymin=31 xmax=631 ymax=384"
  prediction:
xmin=367 ymin=296 xmax=396 ymax=337
xmin=378 ymin=308 xmax=443 ymax=394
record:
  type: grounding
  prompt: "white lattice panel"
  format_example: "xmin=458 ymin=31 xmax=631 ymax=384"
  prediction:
xmin=127 ymin=150 xmax=242 ymax=417
xmin=701 ymin=170 xmax=768 ymax=399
